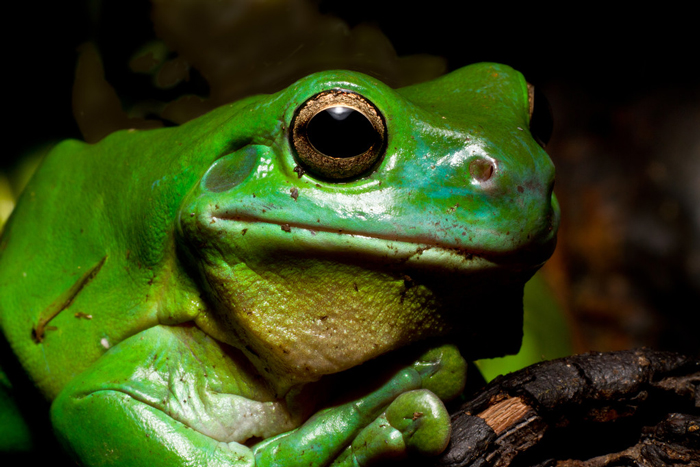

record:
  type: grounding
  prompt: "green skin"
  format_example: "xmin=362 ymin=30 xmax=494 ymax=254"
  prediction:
xmin=0 ymin=63 xmax=558 ymax=466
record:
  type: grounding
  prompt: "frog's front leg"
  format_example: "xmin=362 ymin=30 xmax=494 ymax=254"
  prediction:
xmin=51 ymin=324 xmax=465 ymax=467
xmin=51 ymin=325 xmax=274 ymax=467
xmin=254 ymin=344 xmax=465 ymax=467
xmin=53 ymin=384 xmax=256 ymax=466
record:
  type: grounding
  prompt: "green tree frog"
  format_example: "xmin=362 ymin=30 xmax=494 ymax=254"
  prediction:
xmin=0 ymin=63 xmax=558 ymax=466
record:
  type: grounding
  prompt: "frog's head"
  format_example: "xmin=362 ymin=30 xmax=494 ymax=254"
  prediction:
xmin=179 ymin=63 xmax=558 ymax=392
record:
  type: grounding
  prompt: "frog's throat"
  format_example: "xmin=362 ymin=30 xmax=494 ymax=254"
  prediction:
xmin=192 ymin=213 xmax=535 ymax=392
xmin=212 ymin=213 xmax=552 ymax=274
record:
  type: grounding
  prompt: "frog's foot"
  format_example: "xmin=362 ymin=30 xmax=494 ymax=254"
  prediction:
xmin=253 ymin=345 xmax=466 ymax=467
xmin=411 ymin=343 xmax=468 ymax=402
xmin=254 ymin=366 xmax=422 ymax=467
xmin=331 ymin=389 xmax=451 ymax=467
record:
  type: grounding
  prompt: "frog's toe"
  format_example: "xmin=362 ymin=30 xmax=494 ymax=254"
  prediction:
xmin=330 ymin=416 xmax=406 ymax=467
xmin=411 ymin=343 xmax=467 ymax=401
xmin=385 ymin=389 xmax=451 ymax=457
xmin=330 ymin=390 xmax=450 ymax=467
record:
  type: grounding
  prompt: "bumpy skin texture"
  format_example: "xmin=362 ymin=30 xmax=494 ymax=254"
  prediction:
xmin=0 ymin=63 xmax=558 ymax=466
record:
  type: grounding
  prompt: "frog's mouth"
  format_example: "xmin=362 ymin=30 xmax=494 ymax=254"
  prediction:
xmin=209 ymin=211 xmax=556 ymax=277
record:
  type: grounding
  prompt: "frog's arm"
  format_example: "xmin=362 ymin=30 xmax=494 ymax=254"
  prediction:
xmin=51 ymin=325 xmax=461 ymax=467
xmin=50 ymin=325 xmax=258 ymax=466
xmin=54 ymin=388 xmax=256 ymax=466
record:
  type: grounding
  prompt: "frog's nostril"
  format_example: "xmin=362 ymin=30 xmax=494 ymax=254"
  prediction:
xmin=469 ymin=157 xmax=495 ymax=183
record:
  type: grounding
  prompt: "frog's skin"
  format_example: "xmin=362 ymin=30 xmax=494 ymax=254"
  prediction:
xmin=0 ymin=63 xmax=558 ymax=466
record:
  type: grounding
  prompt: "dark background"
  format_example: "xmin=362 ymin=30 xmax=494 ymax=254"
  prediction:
xmin=5 ymin=1 xmax=699 ymax=356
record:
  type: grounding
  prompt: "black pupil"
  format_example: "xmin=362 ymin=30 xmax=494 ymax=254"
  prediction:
xmin=306 ymin=106 xmax=378 ymax=158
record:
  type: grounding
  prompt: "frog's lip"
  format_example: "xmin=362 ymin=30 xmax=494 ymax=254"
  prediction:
xmin=210 ymin=213 xmax=555 ymax=273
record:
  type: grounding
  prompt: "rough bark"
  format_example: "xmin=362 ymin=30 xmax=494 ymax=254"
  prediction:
xmin=422 ymin=349 xmax=699 ymax=467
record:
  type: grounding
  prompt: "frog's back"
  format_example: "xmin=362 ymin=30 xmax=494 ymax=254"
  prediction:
xmin=0 ymin=109 xmax=231 ymax=399
xmin=0 ymin=138 xmax=136 ymax=398
xmin=0 ymin=92 xmax=273 ymax=404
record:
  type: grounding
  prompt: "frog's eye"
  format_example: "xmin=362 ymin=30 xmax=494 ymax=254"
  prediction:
xmin=527 ymin=84 xmax=553 ymax=148
xmin=291 ymin=90 xmax=386 ymax=180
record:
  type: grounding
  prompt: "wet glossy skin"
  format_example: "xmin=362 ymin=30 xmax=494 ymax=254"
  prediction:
xmin=0 ymin=63 xmax=558 ymax=466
